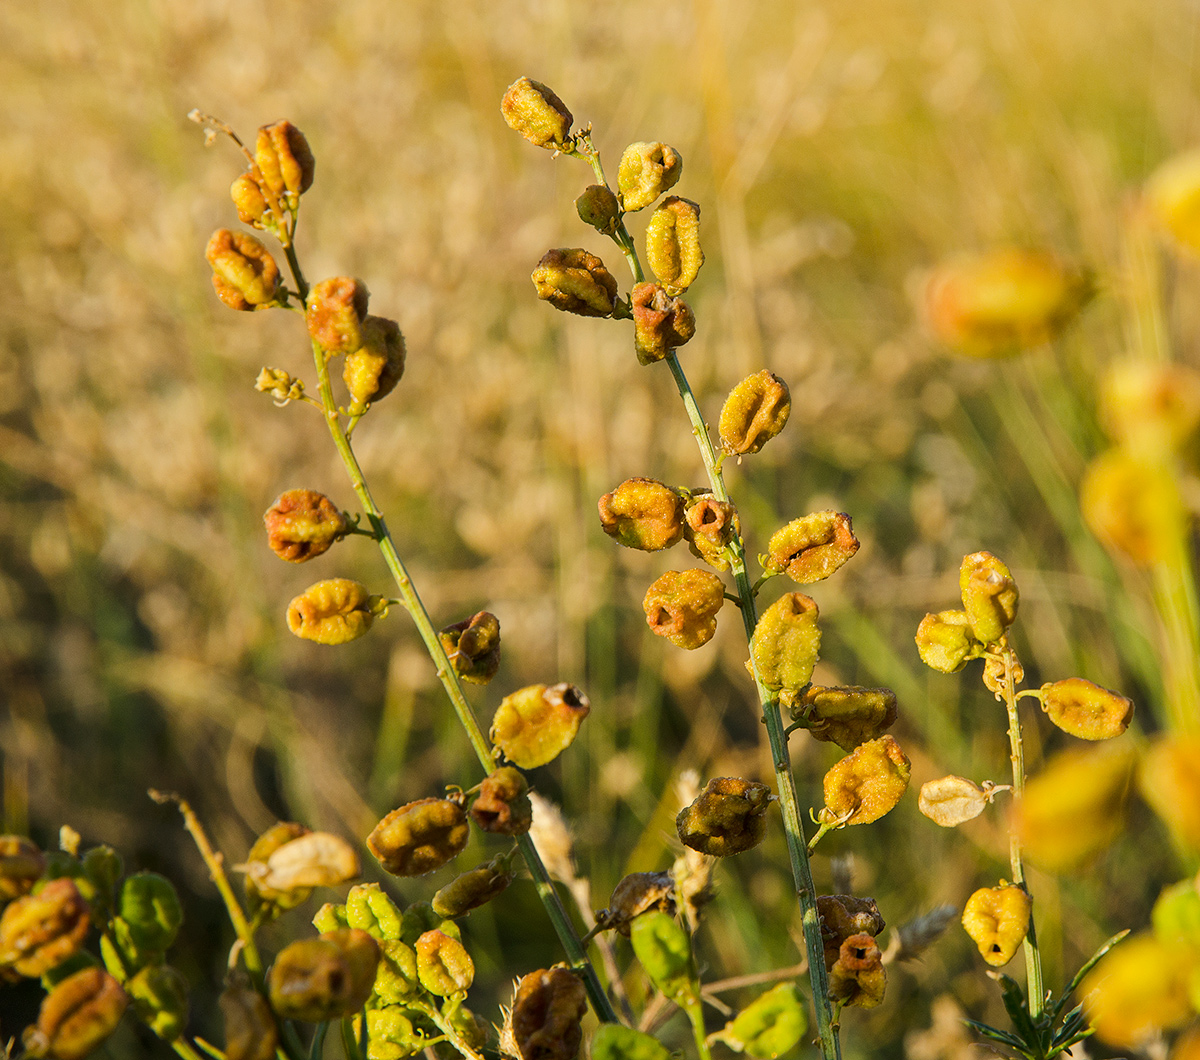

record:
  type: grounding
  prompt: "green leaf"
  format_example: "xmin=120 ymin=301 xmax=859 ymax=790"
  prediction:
xmin=720 ymin=983 xmax=808 ymax=1059
xmin=964 ymin=1019 xmax=1032 ymax=1056
xmin=997 ymin=973 xmax=1041 ymax=1051
xmin=590 ymin=1024 xmax=673 ymax=1060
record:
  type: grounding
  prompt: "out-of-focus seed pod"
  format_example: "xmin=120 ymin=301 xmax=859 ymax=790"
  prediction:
xmin=286 ymin=578 xmax=381 ymax=645
xmin=717 ymin=982 xmax=808 ymax=1058
xmin=242 ymin=831 xmax=359 ymax=909
xmin=750 ymin=592 xmax=820 ymax=691
xmin=1140 ymin=737 xmax=1200 ymax=850
xmin=828 ymin=933 xmax=887 ymax=1008
xmin=915 ymin=610 xmax=983 ymax=673
xmin=958 ymin=551 xmax=1019 ymax=645
xmin=432 ymin=856 xmax=514 ymax=918
xmin=470 ymin=767 xmax=532 ymax=836
xmin=595 ymin=871 xmax=676 ymax=937
xmin=598 ymin=478 xmax=686 ymax=552
xmin=344 ymin=315 xmax=406 ymax=415
xmin=1100 ymin=360 xmax=1200 ymax=455
xmin=918 ymin=776 xmax=1008 ymax=827
xmin=117 ymin=873 xmax=182 ymax=954
xmin=1153 ymin=879 xmax=1200 ymax=949
xmin=631 ymin=281 xmax=695 ymax=365
xmin=399 ymin=901 xmax=461 ymax=948
xmin=962 ymin=884 xmax=1031 ymax=967
xmin=618 ymin=142 xmax=683 ymax=212
xmin=718 ymin=371 xmax=792 ymax=457
xmin=1146 ymin=149 xmax=1200 ymax=254
xmin=440 ymin=611 xmax=502 ymax=685
xmin=676 ymin=777 xmax=772 ymax=857
xmin=643 ymin=569 xmax=725 ymax=650
xmin=127 ymin=964 xmax=188 ymax=1040
xmin=501 ymin=77 xmax=573 ymax=149
xmin=206 ymin=229 xmax=280 ymax=311
xmin=0 ymin=877 xmax=90 ymax=976
xmin=591 ymin=1024 xmax=674 ymax=1060
xmin=532 ymin=248 xmax=618 ymax=317
xmin=254 ymin=120 xmax=315 ymax=202
xmin=81 ymin=846 xmax=123 ymax=921
xmin=490 ymin=683 xmax=591 ymax=768
xmin=268 ymin=928 xmax=379 ymax=1022
xmin=630 ymin=910 xmax=695 ymax=1003
xmin=1172 ymin=1027 xmax=1200 ymax=1060
xmin=22 ymin=967 xmax=128 ymax=1060
xmin=344 ymin=881 xmax=403 ymax=940
xmin=683 ymin=495 xmax=740 ymax=571
xmin=765 ymin=513 xmax=859 ymax=585
xmin=263 ymin=490 xmax=351 ymax=563
xmin=243 ymin=822 xmax=309 ymax=912
xmin=1040 ymin=678 xmax=1134 ymax=741
xmin=646 ymin=196 xmax=703 ymax=294
xmin=305 ymin=276 xmax=370 ymax=355
xmin=576 ymin=184 xmax=621 ymax=234
xmin=368 ymin=799 xmax=470 ymax=877
xmin=415 ymin=929 xmax=474 ymax=995
xmin=819 ymin=736 xmax=911 ymax=828
xmin=254 ymin=366 xmax=305 ymax=405
xmin=923 ymin=249 xmax=1090 ymax=358
xmin=0 ymin=835 xmax=45 ymax=902
xmin=220 ymin=980 xmax=278 ymax=1060
xmin=790 ymin=685 xmax=897 ymax=752
xmin=507 ymin=968 xmax=587 ymax=1060
xmin=1081 ymin=448 xmax=1186 ymax=566
xmin=816 ymin=895 xmax=885 ymax=971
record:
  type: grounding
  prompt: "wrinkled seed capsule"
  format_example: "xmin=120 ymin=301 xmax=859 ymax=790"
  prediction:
xmin=118 ymin=871 xmax=183 ymax=952
xmin=750 ymin=591 xmax=821 ymax=691
xmin=598 ymin=478 xmax=686 ymax=552
xmin=645 ymin=196 xmax=704 ymax=294
xmin=765 ymin=512 xmax=859 ymax=584
xmin=286 ymin=578 xmax=378 ymax=645
xmin=792 ymin=685 xmax=898 ymax=752
xmin=243 ymin=830 xmax=360 ymax=896
xmin=820 ymin=735 xmax=911 ymax=828
xmin=127 ymin=963 xmax=189 ymax=1041
xmin=431 ymin=857 xmax=513 ymax=919
xmin=959 ymin=551 xmax=1019 ymax=645
xmin=230 ymin=173 xmax=269 ymax=226
xmin=220 ymin=981 xmax=278 ymax=1060
xmin=643 ymin=569 xmax=725 ymax=650
xmin=961 ymin=884 xmax=1031 ymax=967
xmin=532 ymin=248 xmax=618 ymax=317
xmin=828 ymin=932 xmax=887 ymax=1008
xmin=683 ymin=495 xmax=740 ymax=571
xmin=631 ymin=281 xmax=695 ymax=365
xmin=719 ymin=370 xmax=792 ymax=456
xmin=0 ymin=877 xmax=91 ymax=977
xmin=264 ymin=489 xmax=351 ymax=563
xmin=343 ymin=315 xmax=406 ymax=415
xmin=23 ymin=967 xmax=128 ymax=1060
xmin=507 ymin=968 xmax=587 ymax=1060
xmin=490 ymin=683 xmax=591 ymax=768
xmin=0 ymin=835 xmax=45 ymax=902
xmin=501 ymin=77 xmax=573 ymax=149
xmin=305 ymin=276 xmax=370 ymax=355
xmin=618 ymin=142 xmax=683 ymax=212
xmin=816 ymin=894 xmax=886 ymax=971
xmin=206 ymin=228 xmax=280 ymax=311
xmin=576 ymin=184 xmax=622 ymax=233
xmin=368 ymin=798 xmax=470 ymax=877
xmin=915 ymin=610 xmax=982 ymax=673
xmin=598 ymin=871 xmax=676 ymax=937
xmin=470 ymin=766 xmax=533 ymax=835
xmin=676 ymin=777 xmax=772 ymax=857
xmin=267 ymin=928 xmax=379 ymax=1022
xmin=415 ymin=929 xmax=475 ymax=994
xmin=440 ymin=611 xmax=502 ymax=685
xmin=254 ymin=120 xmax=315 ymax=200
xmin=1041 ymin=678 xmax=1134 ymax=740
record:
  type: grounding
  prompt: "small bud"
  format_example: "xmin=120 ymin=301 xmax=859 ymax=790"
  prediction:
xmin=254 ymin=367 xmax=304 ymax=405
xmin=1081 ymin=448 xmax=1186 ymax=566
xmin=440 ymin=611 xmax=502 ymax=685
xmin=718 ymin=370 xmax=792 ymax=456
xmin=631 ymin=281 xmax=695 ymax=365
xmin=0 ymin=835 xmax=45 ymax=902
xmin=490 ymin=683 xmax=591 ymax=768
xmin=643 ymin=568 xmax=725 ymax=650
xmin=718 ymin=982 xmax=807 ymax=1058
xmin=254 ymin=120 xmax=315 ymax=201
xmin=241 ymin=831 xmax=359 ymax=902
xmin=432 ymin=856 xmax=514 ymax=919
xmin=961 ymin=884 xmax=1031 ymax=966
xmin=501 ymin=77 xmax=573 ymax=149
xmin=918 ymin=775 xmax=1009 ymax=827
xmin=790 ymin=685 xmax=898 ymax=752
xmin=368 ymin=798 xmax=470 ymax=877
xmin=630 ymin=910 xmax=695 ymax=1003
xmin=243 ymin=822 xmax=310 ymax=912
xmin=617 ymin=142 xmax=683 ymax=212
xmin=1139 ymin=736 xmax=1200 ymax=851
xmin=231 ymin=172 xmax=269 ymax=226
xmin=958 ymin=551 xmax=1018 ymax=645
xmin=676 ymin=777 xmax=772 ymax=857
xmin=646 ymin=196 xmax=703 ymax=294
xmin=470 ymin=766 xmax=533 ymax=836
xmin=344 ymin=881 xmax=403 ymax=940
xmin=683 ymin=494 xmax=740 ymax=571
xmin=828 ymin=933 xmax=887 ymax=1008
xmin=915 ymin=610 xmax=983 ymax=673
xmin=23 ymin=967 xmax=128 ymax=1060
xmin=598 ymin=478 xmax=686 ymax=551
xmin=415 ymin=929 xmax=474 ymax=995
xmin=118 ymin=872 xmax=182 ymax=953
xmin=765 ymin=512 xmax=859 ymax=584
xmin=595 ymin=871 xmax=676 ymax=937
xmin=128 ymin=963 xmax=188 ymax=1040
xmin=286 ymin=578 xmax=381 ymax=645
xmin=343 ymin=314 xmax=406 ymax=415
xmin=267 ymin=929 xmax=379 ymax=1022
xmin=206 ymin=228 xmax=280 ymax=310
xmin=576 ymin=184 xmax=621 ymax=233
xmin=507 ymin=968 xmax=587 ymax=1060
xmin=591 ymin=1025 xmax=674 ymax=1060
xmin=1146 ymin=149 xmax=1200 ymax=254
xmin=305 ymin=276 xmax=370 ymax=355
xmin=532 ymin=248 xmax=619 ymax=317
xmin=816 ymin=895 xmax=886 ymax=970
xmin=0 ymin=877 xmax=91 ymax=977
xmin=1040 ymin=678 xmax=1134 ymax=741
xmin=220 ymin=980 xmax=278 ymax=1060
xmin=263 ymin=489 xmax=351 ymax=563
xmin=819 ymin=735 xmax=911 ymax=828
xmin=750 ymin=591 xmax=820 ymax=691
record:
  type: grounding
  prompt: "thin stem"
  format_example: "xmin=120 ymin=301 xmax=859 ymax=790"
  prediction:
xmin=682 ymin=993 xmax=715 ymax=1060
xmin=567 ymin=136 xmax=645 ymax=284
xmin=172 ymin=1039 xmax=212 ymax=1060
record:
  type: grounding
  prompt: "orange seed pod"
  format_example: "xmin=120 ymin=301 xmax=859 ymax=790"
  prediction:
xmin=631 ymin=281 xmax=695 ymax=365
xmin=368 ymin=798 xmax=470 ymax=877
xmin=750 ymin=591 xmax=821 ymax=691
xmin=343 ymin=315 xmax=406 ymax=415
xmin=206 ymin=228 xmax=280 ymax=310
xmin=264 ymin=489 xmax=351 ymax=563
xmin=676 ymin=777 xmax=772 ymax=857
xmin=961 ymin=884 xmax=1031 ymax=966
xmin=490 ymin=683 xmax=591 ymax=768
xmin=501 ymin=77 xmax=573 ymax=149
xmin=1040 ymin=678 xmax=1134 ymax=740
xmin=254 ymin=120 xmax=315 ymax=201
xmin=532 ymin=248 xmax=619 ymax=317
xmin=683 ymin=494 xmax=740 ymax=571
xmin=470 ymin=766 xmax=532 ymax=836
xmin=617 ymin=142 xmax=683 ymax=212
xmin=1081 ymin=448 xmax=1187 ymax=567
xmin=598 ymin=478 xmax=686 ymax=552
xmin=828 ymin=933 xmax=887 ymax=1008
xmin=790 ymin=685 xmax=898 ymax=752
xmin=718 ymin=370 xmax=792 ymax=456
xmin=415 ymin=929 xmax=475 ymax=994
xmin=816 ymin=895 xmax=886 ymax=970
xmin=305 ymin=276 xmax=370 ymax=355
xmin=267 ymin=929 xmax=379 ymax=1022
xmin=765 ymin=512 xmax=859 ymax=584
xmin=230 ymin=172 xmax=269 ymax=227
xmin=0 ymin=877 xmax=91 ymax=977
xmin=959 ymin=551 xmax=1019 ymax=645
xmin=506 ymin=968 xmax=587 ymax=1060
xmin=642 ymin=569 xmax=725 ymax=650
xmin=645 ymin=196 xmax=703 ymax=294
xmin=440 ymin=611 xmax=502 ymax=685
xmin=915 ymin=610 xmax=983 ymax=673
xmin=23 ymin=967 xmax=128 ymax=1060
xmin=819 ymin=735 xmax=911 ymax=828
xmin=286 ymin=578 xmax=381 ymax=645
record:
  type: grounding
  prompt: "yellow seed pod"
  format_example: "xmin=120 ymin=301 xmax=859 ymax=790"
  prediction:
xmin=643 ymin=569 xmax=725 ymax=650
xmin=343 ymin=315 xmax=406 ymax=415
xmin=0 ymin=877 xmax=91 ymax=977
xmin=23 ymin=968 xmax=128 ymax=1060
xmin=254 ymin=120 xmax=315 ymax=201
xmin=206 ymin=228 xmax=280 ymax=311
xmin=368 ymin=798 xmax=469 ymax=877
xmin=1100 ymin=360 xmax=1200 ymax=455
xmin=918 ymin=775 xmax=1008 ymax=827
xmin=1040 ymin=678 xmax=1134 ymax=741
xmin=765 ymin=512 xmax=859 ymax=584
xmin=750 ymin=591 xmax=821 ymax=691
xmin=645 ymin=196 xmax=703 ymax=294
xmin=1081 ymin=448 xmax=1187 ymax=567
xmin=683 ymin=495 xmax=740 ymax=571
xmin=676 ymin=777 xmax=773 ymax=857
xmin=230 ymin=173 xmax=269 ymax=227
xmin=267 ymin=929 xmax=379 ymax=1022
xmin=306 ymin=276 xmax=370 ymax=355
xmin=1139 ymin=737 xmax=1200 ymax=851
xmin=617 ymin=142 xmax=683 ymax=212
xmin=532 ymin=247 xmax=619 ymax=317
xmin=718 ymin=370 xmax=792 ymax=456
xmin=819 ymin=735 xmax=911 ymax=828
xmin=1146 ymin=149 xmax=1200 ymax=255
xmin=241 ymin=831 xmax=360 ymax=903
xmin=490 ymin=683 xmax=591 ymax=768
xmin=961 ymin=884 xmax=1031 ymax=966
xmin=501 ymin=77 xmax=573 ymax=149
xmin=598 ymin=478 xmax=686 ymax=551
xmin=631 ymin=281 xmax=695 ymax=364
xmin=915 ymin=610 xmax=983 ymax=673
xmin=415 ymin=929 xmax=475 ymax=995
xmin=263 ymin=490 xmax=351 ymax=563
xmin=792 ymin=685 xmax=898 ymax=752
xmin=285 ymin=578 xmax=381 ymax=645
xmin=959 ymin=551 xmax=1019 ymax=645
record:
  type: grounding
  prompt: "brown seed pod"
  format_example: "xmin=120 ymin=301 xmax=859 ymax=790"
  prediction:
xmin=595 ymin=871 xmax=676 ymax=937
xmin=790 ymin=685 xmax=898 ymax=752
xmin=643 ymin=569 xmax=725 ymax=650
xmin=23 ymin=967 xmax=128 ymax=1060
xmin=676 ymin=777 xmax=772 ymax=857
xmin=206 ymin=228 xmax=280 ymax=311
xmin=506 ymin=968 xmax=588 ymax=1060
xmin=828 ymin=933 xmax=887 ymax=1008
xmin=598 ymin=478 xmax=686 ymax=552
xmin=532 ymin=248 xmax=618 ymax=317
xmin=368 ymin=798 xmax=470 ymax=877
xmin=305 ymin=276 xmax=370 ymax=355
xmin=440 ymin=611 xmax=502 ymax=685
xmin=470 ymin=767 xmax=533 ymax=836
xmin=263 ymin=490 xmax=351 ymax=563
xmin=631 ymin=281 xmax=695 ymax=365
xmin=0 ymin=877 xmax=91 ymax=977
xmin=816 ymin=894 xmax=886 ymax=970
xmin=267 ymin=929 xmax=379 ymax=1022
xmin=718 ymin=370 xmax=792 ymax=456
xmin=765 ymin=512 xmax=859 ymax=584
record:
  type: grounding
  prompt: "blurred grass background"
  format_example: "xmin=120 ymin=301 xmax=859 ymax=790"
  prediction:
xmin=2 ymin=0 xmax=1199 ymax=1055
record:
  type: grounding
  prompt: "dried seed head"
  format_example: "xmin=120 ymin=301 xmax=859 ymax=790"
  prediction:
xmin=0 ymin=835 xmax=45 ymax=902
xmin=1139 ymin=736 xmax=1200 ymax=851
xmin=1146 ymin=148 xmax=1200 ymax=255
xmin=490 ymin=683 xmax=591 ymax=768
xmin=645 ymin=196 xmax=703 ymax=294
xmin=828 ymin=933 xmax=887 ymax=1008
xmin=791 ymin=685 xmax=898 ymax=752
xmin=532 ymin=248 xmax=618 ymax=317
xmin=501 ymin=77 xmax=574 ymax=150
xmin=1081 ymin=449 xmax=1186 ymax=566
xmin=631 ymin=281 xmax=695 ymax=365
xmin=267 ymin=929 xmax=379 ymax=1022
xmin=718 ymin=370 xmax=792 ymax=456
xmin=676 ymin=777 xmax=772 ymax=857
xmin=343 ymin=315 xmax=406 ymax=415
xmin=750 ymin=591 xmax=821 ymax=691
xmin=819 ymin=735 xmax=911 ymax=828
xmin=254 ymin=120 xmax=315 ymax=202
xmin=23 ymin=967 xmax=128 ymax=1060
xmin=220 ymin=979 xmax=278 ymax=1060
xmin=817 ymin=894 xmax=886 ymax=971
xmin=368 ymin=798 xmax=470 ymax=877
xmin=432 ymin=856 xmax=514 ymax=919
xmin=576 ymin=184 xmax=621 ymax=234
xmin=241 ymin=830 xmax=359 ymax=909
xmin=765 ymin=512 xmax=859 ymax=584
xmin=206 ymin=228 xmax=280 ymax=310
xmin=618 ymin=142 xmax=683 ymax=212
xmin=598 ymin=478 xmax=686 ymax=552
xmin=1040 ymin=678 xmax=1134 ymax=740
xmin=470 ymin=766 xmax=533 ymax=836
xmin=508 ymin=968 xmax=588 ymax=1060
xmin=961 ymin=884 xmax=1031 ymax=966
xmin=0 ymin=877 xmax=91 ymax=977
xmin=286 ymin=578 xmax=381 ymax=645
xmin=127 ymin=963 xmax=189 ymax=1041
xmin=682 ymin=494 xmax=740 ymax=571
xmin=263 ymin=489 xmax=351 ymax=563
xmin=118 ymin=871 xmax=183 ymax=953
xmin=643 ymin=569 xmax=725 ymax=650
xmin=440 ymin=611 xmax=502 ymax=685
xmin=230 ymin=172 xmax=269 ymax=227
xmin=915 ymin=610 xmax=983 ymax=673
xmin=918 ymin=775 xmax=1009 ymax=827
xmin=595 ymin=871 xmax=676 ymax=937
xmin=958 ymin=551 xmax=1019 ymax=645
xmin=415 ymin=929 xmax=475 ymax=995
xmin=305 ymin=277 xmax=370 ymax=355
xmin=243 ymin=821 xmax=310 ymax=911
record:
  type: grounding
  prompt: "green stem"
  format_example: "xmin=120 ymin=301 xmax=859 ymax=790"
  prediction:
xmin=568 ymin=137 xmax=645 ymax=283
xmin=171 ymin=1039 xmax=212 ymax=1060
xmin=682 ymin=993 xmax=715 ymax=1060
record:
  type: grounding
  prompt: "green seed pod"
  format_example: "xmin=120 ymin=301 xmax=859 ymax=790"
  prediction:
xmin=718 ymin=370 xmax=792 ymax=457
xmin=23 ymin=967 xmax=128 ymax=1060
xmin=676 ymin=777 xmax=772 ymax=857
xmin=220 ymin=980 xmax=278 ymax=1060
xmin=1040 ymin=678 xmax=1135 ymax=741
xmin=311 ymin=902 xmax=345 ymax=934
xmin=399 ymin=901 xmax=461 ymax=947
xmin=345 ymin=882 xmax=404 ymax=940
xmin=598 ymin=478 xmax=686 ymax=551
xmin=263 ymin=490 xmax=351 ymax=563
xmin=915 ymin=609 xmax=983 ymax=673
xmin=959 ymin=551 xmax=1019 ymax=645
xmin=507 ymin=969 xmax=587 ymax=1060
xmin=306 ymin=276 xmax=370 ymax=355
xmin=816 ymin=895 xmax=886 ymax=970
xmin=501 ymin=77 xmax=573 ymax=149
xmin=368 ymin=799 xmax=470 ymax=877
xmin=490 ymin=683 xmax=591 ymax=768
xmin=532 ymin=248 xmax=619 ymax=317
xmin=286 ymin=578 xmax=383 ymax=645
xmin=645 ymin=196 xmax=703 ymax=294
xmin=643 ymin=569 xmax=725 ymax=650
xmin=790 ymin=685 xmax=898 ymax=752
xmin=595 ymin=871 xmax=675 ymax=937
xmin=431 ymin=856 xmax=514 ymax=918
xmin=828 ymin=933 xmax=887 ymax=1008
xmin=719 ymin=982 xmax=808 ymax=1059
xmin=764 ymin=512 xmax=859 ymax=584
xmin=344 ymin=315 xmax=407 ymax=415
xmin=254 ymin=120 xmax=315 ymax=201
xmin=630 ymin=910 xmax=695 ymax=1003
xmin=118 ymin=872 xmax=182 ymax=954
xmin=268 ymin=928 xmax=379 ymax=1022
xmin=631 ymin=281 xmax=695 ymax=365
xmin=367 ymin=1005 xmax=435 ymax=1057
xmin=440 ymin=611 xmax=502 ymax=686
xmin=470 ymin=766 xmax=533 ymax=836
xmin=415 ymin=929 xmax=474 ymax=995
xmin=374 ymin=937 xmax=420 ymax=1003
xmin=819 ymin=735 xmax=911 ymax=828
xmin=576 ymin=184 xmax=621 ymax=234
xmin=591 ymin=1024 xmax=674 ymax=1060
xmin=683 ymin=494 xmax=740 ymax=571
xmin=0 ymin=835 xmax=45 ymax=902
xmin=750 ymin=591 xmax=820 ymax=691
xmin=81 ymin=846 xmax=123 ymax=922
xmin=231 ymin=172 xmax=269 ymax=227
xmin=962 ymin=884 xmax=1031 ymax=967
xmin=0 ymin=877 xmax=91 ymax=977
xmin=206 ymin=228 xmax=280 ymax=311
xmin=617 ymin=142 xmax=683 ymax=212
xmin=127 ymin=963 xmax=188 ymax=1040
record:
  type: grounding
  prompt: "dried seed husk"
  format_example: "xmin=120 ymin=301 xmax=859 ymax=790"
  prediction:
xmin=263 ymin=489 xmax=351 ymax=563
xmin=532 ymin=248 xmax=618 ymax=317
xmin=490 ymin=683 xmax=591 ymax=769
xmin=676 ymin=777 xmax=772 ymax=857
xmin=470 ymin=766 xmax=533 ymax=836
xmin=507 ymin=967 xmax=587 ymax=1060
xmin=501 ymin=77 xmax=573 ymax=149
xmin=828 ymin=933 xmax=887 ymax=1008
xmin=631 ymin=282 xmax=696 ymax=364
xmin=918 ymin=775 xmax=1008 ymax=827
xmin=790 ymin=685 xmax=897 ymax=752
xmin=440 ymin=611 xmax=502 ymax=685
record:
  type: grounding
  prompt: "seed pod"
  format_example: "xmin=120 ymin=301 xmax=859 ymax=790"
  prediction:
xmin=0 ymin=877 xmax=91 ymax=977
xmin=206 ymin=228 xmax=280 ymax=310
xmin=0 ymin=835 xmax=45 ymax=902
xmin=432 ymin=856 xmax=514 ymax=918
xmin=918 ymin=775 xmax=1008 ymax=827
xmin=683 ymin=495 xmax=740 ymax=571
xmin=718 ymin=370 xmax=792 ymax=456
xmin=1100 ymin=360 xmax=1200 ymax=454
xmin=646 ymin=196 xmax=703 ymax=294
xmin=643 ymin=569 xmax=725 ymax=650
xmin=268 ymin=929 xmax=379 ymax=1022
xmin=828 ymin=933 xmax=887 ymax=1008
xmin=819 ymin=735 xmax=911 ymax=828
xmin=630 ymin=910 xmax=695 ymax=1003
xmin=22 ymin=967 xmax=127 ymax=1060
xmin=1040 ymin=678 xmax=1134 ymax=740
xmin=128 ymin=963 xmax=188 ymax=1040
xmin=344 ymin=315 xmax=406 ymax=415
xmin=591 ymin=1024 xmax=673 ymax=1060
xmin=598 ymin=478 xmax=686 ymax=552
xmin=470 ymin=766 xmax=533 ymax=836
xmin=618 ymin=142 xmax=683 ymax=212
xmin=367 ymin=1005 xmax=436 ymax=1055
xmin=490 ymin=683 xmax=591 ymax=768
xmin=576 ymin=184 xmax=621 ymax=234
xmin=374 ymin=937 xmax=420 ymax=1003
xmin=915 ymin=610 xmax=983 ymax=673
xmin=118 ymin=872 xmax=182 ymax=953
xmin=507 ymin=968 xmax=587 ymax=1060
xmin=718 ymin=982 xmax=807 ymax=1058
xmin=435 ymin=1006 xmax=490 ymax=1060
xmin=1146 ymin=149 xmax=1200 ymax=254
xmin=1081 ymin=449 xmax=1186 ymax=567
xmin=220 ymin=980 xmax=278 ymax=1060
xmin=368 ymin=798 xmax=470 ymax=877
xmin=501 ymin=77 xmax=573 ymax=149
xmin=790 ymin=685 xmax=897 ymax=752
xmin=765 ymin=512 xmax=859 ymax=584
xmin=676 ymin=777 xmax=772 ymax=857
xmin=286 ymin=578 xmax=381 ymax=645
xmin=230 ymin=172 xmax=269 ymax=226
xmin=962 ymin=884 xmax=1031 ymax=966
xmin=631 ymin=281 xmax=695 ymax=365
xmin=263 ymin=489 xmax=351 ymax=563
xmin=596 ymin=871 xmax=676 ymax=937
xmin=750 ymin=591 xmax=820 ymax=691
xmin=398 ymin=901 xmax=461 ymax=948
xmin=415 ymin=929 xmax=474 ymax=995
xmin=81 ymin=846 xmax=123 ymax=921
xmin=958 ymin=551 xmax=1019 ymax=645
xmin=532 ymin=248 xmax=618 ymax=317
xmin=254 ymin=120 xmax=315 ymax=201
xmin=1139 ymin=736 xmax=1200 ymax=851
xmin=816 ymin=895 xmax=886 ymax=971
xmin=243 ymin=822 xmax=310 ymax=911
xmin=440 ymin=611 xmax=502 ymax=685
xmin=305 ymin=276 xmax=370 ymax=355
xmin=242 ymin=831 xmax=359 ymax=905
xmin=344 ymin=881 xmax=404 ymax=940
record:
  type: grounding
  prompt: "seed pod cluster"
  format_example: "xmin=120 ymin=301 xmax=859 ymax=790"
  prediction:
xmin=676 ymin=777 xmax=772 ymax=857
xmin=490 ymin=683 xmax=591 ymax=768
